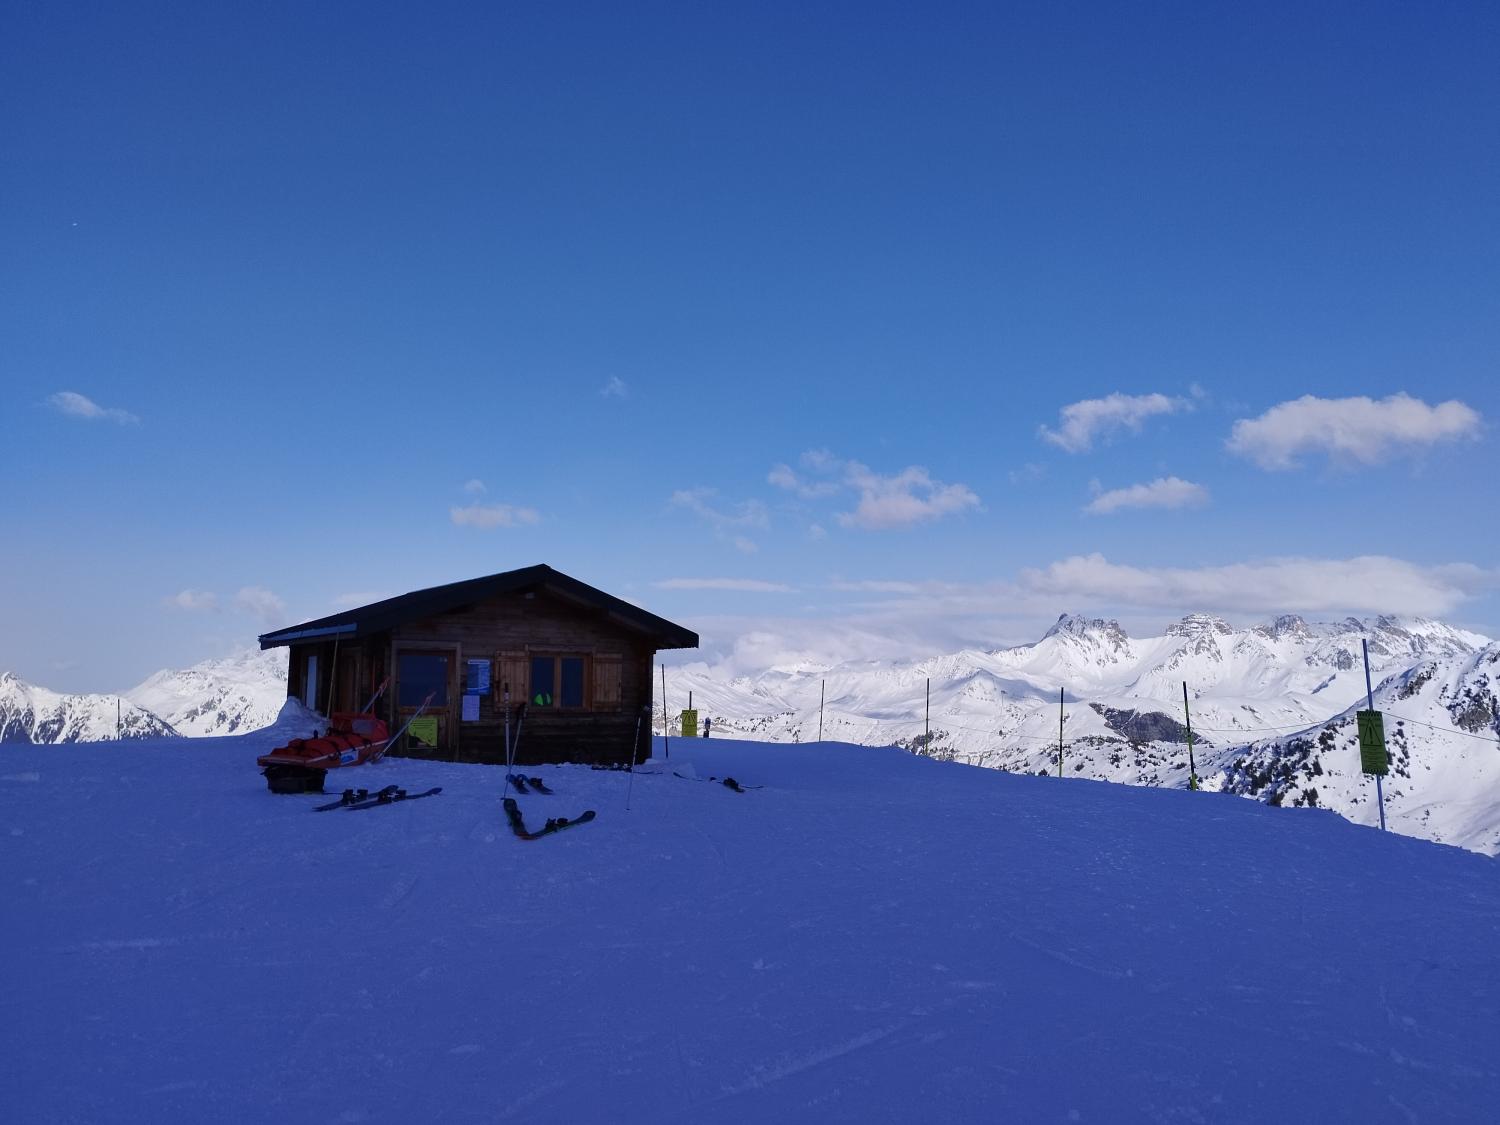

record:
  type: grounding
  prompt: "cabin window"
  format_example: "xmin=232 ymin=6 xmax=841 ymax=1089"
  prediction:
xmin=398 ymin=653 xmax=450 ymax=707
xmin=529 ymin=654 xmax=588 ymax=709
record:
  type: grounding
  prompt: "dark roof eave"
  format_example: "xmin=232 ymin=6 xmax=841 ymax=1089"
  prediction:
xmin=259 ymin=565 xmax=697 ymax=651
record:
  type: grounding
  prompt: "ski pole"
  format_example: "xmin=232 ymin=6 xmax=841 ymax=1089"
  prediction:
xmin=372 ymin=691 xmax=436 ymax=762
xmin=510 ymin=702 xmax=527 ymax=776
xmin=625 ymin=705 xmax=646 ymax=811
xmin=503 ymin=683 xmax=511 ymax=777
xmin=358 ymin=677 xmax=390 ymax=715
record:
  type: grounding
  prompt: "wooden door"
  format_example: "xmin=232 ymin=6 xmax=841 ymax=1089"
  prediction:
xmin=395 ymin=649 xmax=453 ymax=753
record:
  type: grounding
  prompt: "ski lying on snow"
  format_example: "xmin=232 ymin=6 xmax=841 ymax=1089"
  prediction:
xmin=342 ymin=786 xmax=442 ymax=810
xmin=673 ymin=772 xmax=761 ymax=792
xmin=314 ymin=786 xmax=442 ymax=811
xmin=502 ymin=796 xmax=595 ymax=840
xmin=314 ymin=785 xmax=400 ymax=811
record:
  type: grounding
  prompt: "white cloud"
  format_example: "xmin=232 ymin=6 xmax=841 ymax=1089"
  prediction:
xmin=1019 ymin=553 xmax=1499 ymax=618
xmin=670 ymin=489 xmax=770 ymax=530
xmin=1227 ymin=393 xmax=1482 ymax=470
xmin=45 ymin=390 xmax=139 ymax=424
xmin=655 ymin=578 xmax=796 ymax=593
xmin=164 ymin=589 xmax=217 ymax=611
xmin=837 ymin=462 xmax=980 ymax=530
xmin=1085 ymin=477 xmax=1209 ymax=515
xmin=234 ymin=586 xmax=287 ymax=626
xmin=1039 ymin=392 xmax=1188 ymax=453
xmin=768 ymin=454 xmax=842 ymax=499
xmin=601 ymin=376 xmax=629 ymax=399
xmin=666 ymin=552 xmax=1500 ymax=679
xmin=450 ymin=503 xmax=541 ymax=529
xmin=768 ymin=450 xmax=980 ymax=530
xmin=670 ymin=489 xmax=770 ymax=552
xmin=826 ymin=579 xmax=926 ymax=594
xmin=678 ymin=616 xmax=964 ymax=678
xmin=462 ymin=479 xmax=487 ymax=495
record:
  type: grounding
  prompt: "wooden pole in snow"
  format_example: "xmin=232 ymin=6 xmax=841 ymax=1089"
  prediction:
xmin=1058 ymin=687 xmax=1064 ymax=778
xmin=661 ymin=664 xmax=669 ymax=762
xmin=819 ymin=678 xmax=825 ymax=743
xmin=925 ymin=677 xmax=930 ymax=756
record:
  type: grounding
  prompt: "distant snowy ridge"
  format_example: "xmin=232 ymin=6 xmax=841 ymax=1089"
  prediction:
xmin=125 ymin=648 xmax=288 ymax=737
xmin=0 ymin=672 xmax=178 ymax=743
xmin=1 ymin=648 xmax=289 ymax=745
xmin=665 ymin=613 xmax=1498 ymax=852
xmin=670 ymin=613 xmax=1486 ymax=751
xmin=1214 ymin=642 xmax=1500 ymax=854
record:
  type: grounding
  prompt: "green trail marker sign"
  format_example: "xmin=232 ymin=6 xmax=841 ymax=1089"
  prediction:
xmin=1356 ymin=709 xmax=1388 ymax=776
xmin=408 ymin=717 xmax=439 ymax=748
xmin=680 ymin=708 xmax=698 ymax=738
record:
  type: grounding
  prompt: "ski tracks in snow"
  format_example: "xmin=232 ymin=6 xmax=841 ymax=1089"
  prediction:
xmin=712 ymin=1022 xmax=904 ymax=1099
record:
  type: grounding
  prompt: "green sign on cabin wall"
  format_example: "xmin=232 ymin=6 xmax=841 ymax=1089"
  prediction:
xmin=1356 ymin=710 xmax=1388 ymax=776
xmin=680 ymin=709 xmax=698 ymax=738
xmin=408 ymin=717 xmax=439 ymax=747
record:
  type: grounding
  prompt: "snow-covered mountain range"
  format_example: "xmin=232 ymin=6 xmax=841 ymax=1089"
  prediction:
xmin=0 ymin=672 xmax=179 ymax=743
xmin=666 ymin=613 xmax=1500 ymax=852
xmin=0 ymin=649 xmax=289 ymax=745
xmin=124 ymin=648 xmax=289 ymax=737
xmin=669 ymin=613 xmax=1486 ymax=750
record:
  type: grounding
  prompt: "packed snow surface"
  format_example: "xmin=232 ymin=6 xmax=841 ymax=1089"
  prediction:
xmin=5 ymin=732 xmax=1499 ymax=1123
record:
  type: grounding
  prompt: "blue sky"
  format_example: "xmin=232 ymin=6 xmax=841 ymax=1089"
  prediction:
xmin=4 ymin=1 xmax=1497 ymax=690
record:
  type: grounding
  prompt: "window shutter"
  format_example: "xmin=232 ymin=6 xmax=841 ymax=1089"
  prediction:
xmin=593 ymin=653 xmax=623 ymax=711
xmin=496 ymin=651 xmax=528 ymax=706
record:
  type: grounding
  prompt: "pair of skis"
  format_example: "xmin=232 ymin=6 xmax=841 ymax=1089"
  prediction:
xmin=313 ymin=785 xmax=443 ymax=811
xmin=506 ymin=774 xmax=554 ymax=795
xmin=497 ymin=692 xmax=594 ymax=837
xmin=502 ymin=796 xmax=595 ymax=840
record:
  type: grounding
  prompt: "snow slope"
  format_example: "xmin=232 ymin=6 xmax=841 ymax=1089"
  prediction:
xmin=4 ymin=732 xmax=1499 ymax=1123
xmin=1214 ymin=642 xmax=1500 ymax=853
xmin=125 ymin=648 xmax=289 ymax=737
xmin=0 ymin=671 xmax=178 ymax=743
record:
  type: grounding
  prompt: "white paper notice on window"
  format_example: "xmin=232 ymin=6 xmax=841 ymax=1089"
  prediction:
xmin=461 ymin=693 xmax=480 ymax=722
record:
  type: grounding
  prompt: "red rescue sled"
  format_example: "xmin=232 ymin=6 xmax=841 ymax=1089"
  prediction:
xmin=258 ymin=712 xmax=393 ymax=793
xmin=257 ymin=682 xmax=435 ymax=794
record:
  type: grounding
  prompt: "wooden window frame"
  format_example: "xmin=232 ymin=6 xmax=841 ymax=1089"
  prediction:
xmin=528 ymin=653 xmax=592 ymax=711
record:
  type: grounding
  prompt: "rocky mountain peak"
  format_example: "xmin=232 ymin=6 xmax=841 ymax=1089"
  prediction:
xmin=1166 ymin=614 xmax=1233 ymax=639
xmin=1042 ymin=613 xmax=1131 ymax=650
xmin=1256 ymin=614 xmax=1310 ymax=640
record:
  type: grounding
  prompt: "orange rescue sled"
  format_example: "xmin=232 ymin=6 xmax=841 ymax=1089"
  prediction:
xmin=258 ymin=712 xmax=393 ymax=794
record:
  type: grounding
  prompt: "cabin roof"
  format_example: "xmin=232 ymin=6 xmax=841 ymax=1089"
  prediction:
xmin=258 ymin=564 xmax=698 ymax=651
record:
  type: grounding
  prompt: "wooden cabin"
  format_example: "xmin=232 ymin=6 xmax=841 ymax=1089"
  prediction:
xmin=257 ymin=565 xmax=697 ymax=766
